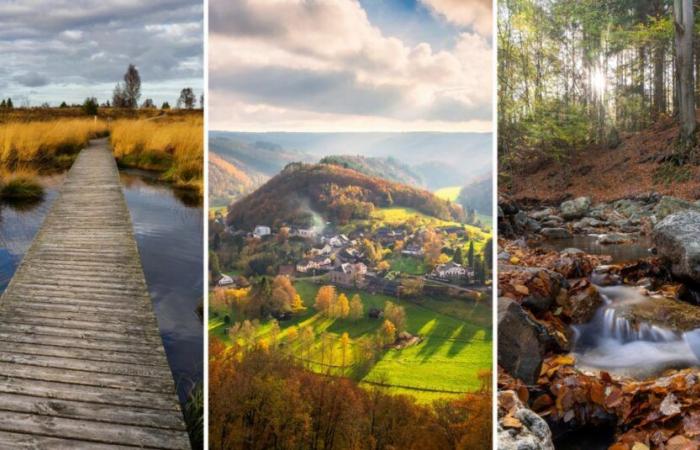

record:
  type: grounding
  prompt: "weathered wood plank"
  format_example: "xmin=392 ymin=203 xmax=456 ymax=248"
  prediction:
xmin=0 ymin=139 xmax=190 ymax=448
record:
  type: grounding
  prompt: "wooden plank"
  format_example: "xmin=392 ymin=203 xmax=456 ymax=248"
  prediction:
xmin=0 ymin=139 xmax=190 ymax=448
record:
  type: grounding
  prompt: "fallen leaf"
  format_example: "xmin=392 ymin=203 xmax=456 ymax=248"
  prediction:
xmin=632 ymin=443 xmax=650 ymax=450
xmin=501 ymin=415 xmax=522 ymax=429
xmin=513 ymin=284 xmax=529 ymax=295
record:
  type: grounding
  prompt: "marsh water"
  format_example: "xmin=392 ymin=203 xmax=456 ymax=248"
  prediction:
xmin=0 ymin=169 xmax=203 ymax=408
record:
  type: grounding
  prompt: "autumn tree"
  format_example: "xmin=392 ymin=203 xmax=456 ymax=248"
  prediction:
xmin=270 ymin=275 xmax=298 ymax=313
xmin=381 ymin=319 xmax=396 ymax=344
xmin=314 ymin=285 xmax=337 ymax=316
xmin=340 ymin=332 xmax=351 ymax=369
xmin=337 ymin=293 xmax=350 ymax=318
xmin=349 ymin=294 xmax=364 ymax=321
xmin=422 ymin=229 xmax=443 ymax=268
xmin=383 ymin=301 xmax=407 ymax=332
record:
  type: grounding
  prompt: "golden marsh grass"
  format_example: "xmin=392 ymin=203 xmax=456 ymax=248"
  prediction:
xmin=110 ymin=115 xmax=203 ymax=193
xmin=0 ymin=119 xmax=108 ymax=168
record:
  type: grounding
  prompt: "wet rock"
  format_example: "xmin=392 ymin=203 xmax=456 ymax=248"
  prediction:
xmin=564 ymin=283 xmax=603 ymax=323
xmin=498 ymin=390 xmax=554 ymax=450
xmin=498 ymin=298 xmax=546 ymax=384
xmin=560 ymin=196 xmax=591 ymax=220
xmin=541 ymin=227 xmax=572 ymax=240
xmin=653 ymin=211 xmax=700 ymax=283
xmin=591 ymin=266 xmax=621 ymax=286
xmin=617 ymin=294 xmax=700 ymax=332
xmin=575 ymin=217 xmax=607 ymax=229
xmin=561 ymin=248 xmax=584 ymax=255
xmin=597 ymin=233 xmax=633 ymax=245
xmin=501 ymin=265 xmax=568 ymax=313
xmin=513 ymin=210 xmax=529 ymax=229
xmin=654 ymin=196 xmax=700 ymax=220
xmin=530 ymin=208 xmax=555 ymax=221
xmin=613 ymin=199 xmax=644 ymax=218
xmin=526 ymin=218 xmax=542 ymax=233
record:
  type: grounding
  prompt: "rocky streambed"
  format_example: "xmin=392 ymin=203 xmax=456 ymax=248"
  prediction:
xmin=498 ymin=194 xmax=700 ymax=450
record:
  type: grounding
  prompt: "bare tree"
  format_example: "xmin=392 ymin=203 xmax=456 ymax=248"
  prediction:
xmin=123 ymin=64 xmax=141 ymax=108
xmin=674 ymin=0 xmax=696 ymax=157
xmin=177 ymin=88 xmax=196 ymax=109
xmin=112 ymin=83 xmax=128 ymax=108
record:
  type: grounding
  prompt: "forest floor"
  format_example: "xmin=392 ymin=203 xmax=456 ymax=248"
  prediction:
xmin=504 ymin=114 xmax=700 ymax=204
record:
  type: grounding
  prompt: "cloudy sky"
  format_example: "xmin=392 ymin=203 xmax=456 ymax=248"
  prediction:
xmin=0 ymin=1 xmax=203 ymax=107
xmin=210 ymin=0 xmax=492 ymax=132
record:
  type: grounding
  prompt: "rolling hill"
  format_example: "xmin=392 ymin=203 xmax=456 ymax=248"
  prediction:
xmin=208 ymin=153 xmax=258 ymax=206
xmin=210 ymin=131 xmax=492 ymax=190
xmin=227 ymin=162 xmax=464 ymax=229
xmin=458 ymin=176 xmax=493 ymax=216
xmin=319 ymin=155 xmax=424 ymax=187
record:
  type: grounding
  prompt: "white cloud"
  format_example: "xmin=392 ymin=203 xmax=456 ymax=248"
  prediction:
xmin=209 ymin=0 xmax=492 ymax=132
xmin=420 ymin=0 xmax=492 ymax=36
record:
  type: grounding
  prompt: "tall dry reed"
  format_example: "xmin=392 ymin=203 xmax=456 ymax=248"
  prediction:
xmin=109 ymin=116 xmax=203 ymax=193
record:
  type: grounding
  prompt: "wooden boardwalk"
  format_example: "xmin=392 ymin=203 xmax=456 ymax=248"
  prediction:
xmin=0 ymin=139 xmax=190 ymax=449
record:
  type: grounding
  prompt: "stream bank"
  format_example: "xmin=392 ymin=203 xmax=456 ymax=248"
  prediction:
xmin=498 ymin=194 xmax=700 ymax=449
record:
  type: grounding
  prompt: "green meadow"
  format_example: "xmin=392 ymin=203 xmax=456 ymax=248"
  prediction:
xmin=210 ymin=279 xmax=491 ymax=403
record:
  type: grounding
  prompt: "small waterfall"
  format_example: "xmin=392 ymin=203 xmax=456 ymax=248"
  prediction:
xmin=572 ymin=284 xmax=700 ymax=377
xmin=600 ymin=308 xmax=678 ymax=343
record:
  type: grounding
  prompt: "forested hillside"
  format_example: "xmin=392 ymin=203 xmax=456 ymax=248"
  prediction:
xmin=227 ymin=163 xmax=464 ymax=229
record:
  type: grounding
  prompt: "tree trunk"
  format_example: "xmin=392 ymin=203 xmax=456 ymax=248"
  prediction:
xmin=674 ymin=0 xmax=696 ymax=156
xmin=653 ymin=42 xmax=666 ymax=118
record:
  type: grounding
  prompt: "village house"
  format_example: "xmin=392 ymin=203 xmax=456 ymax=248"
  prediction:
xmin=328 ymin=262 xmax=367 ymax=287
xmin=296 ymin=256 xmax=333 ymax=274
xmin=253 ymin=225 xmax=271 ymax=237
xmin=325 ymin=234 xmax=350 ymax=247
xmin=292 ymin=227 xmax=317 ymax=239
xmin=309 ymin=244 xmax=332 ymax=256
xmin=431 ymin=262 xmax=468 ymax=280
xmin=375 ymin=227 xmax=405 ymax=245
xmin=217 ymin=274 xmax=234 ymax=287
xmin=339 ymin=247 xmax=363 ymax=262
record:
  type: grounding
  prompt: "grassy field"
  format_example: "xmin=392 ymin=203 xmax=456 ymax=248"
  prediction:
xmin=388 ymin=255 xmax=426 ymax=275
xmin=434 ymin=186 xmax=462 ymax=201
xmin=210 ymin=279 xmax=491 ymax=402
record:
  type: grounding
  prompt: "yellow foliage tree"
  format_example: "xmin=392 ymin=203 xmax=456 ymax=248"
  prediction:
xmin=381 ymin=320 xmax=396 ymax=344
xmin=349 ymin=294 xmax=364 ymax=321
xmin=337 ymin=293 xmax=350 ymax=318
xmin=340 ymin=332 xmax=351 ymax=369
xmin=314 ymin=285 xmax=336 ymax=316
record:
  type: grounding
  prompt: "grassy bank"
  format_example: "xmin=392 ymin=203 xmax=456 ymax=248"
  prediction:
xmin=0 ymin=119 xmax=108 ymax=170
xmin=110 ymin=115 xmax=203 ymax=194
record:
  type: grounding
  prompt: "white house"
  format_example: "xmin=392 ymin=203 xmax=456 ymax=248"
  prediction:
xmin=432 ymin=262 xmax=467 ymax=280
xmin=218 ymin=274 xmax=234 ymax=286
xmin=296 ymin=256 xmax=333 ymax=273
xmin=253 ymin=225 xmax=271 ymax=237
xmin=310 ymin=244 xmax=332 ymax=256
xmin=295 ymin=228 xmax=316 ymax=239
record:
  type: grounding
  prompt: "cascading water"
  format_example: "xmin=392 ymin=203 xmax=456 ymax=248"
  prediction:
xmin=572 ymin=285 xmax=700 ymax=378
